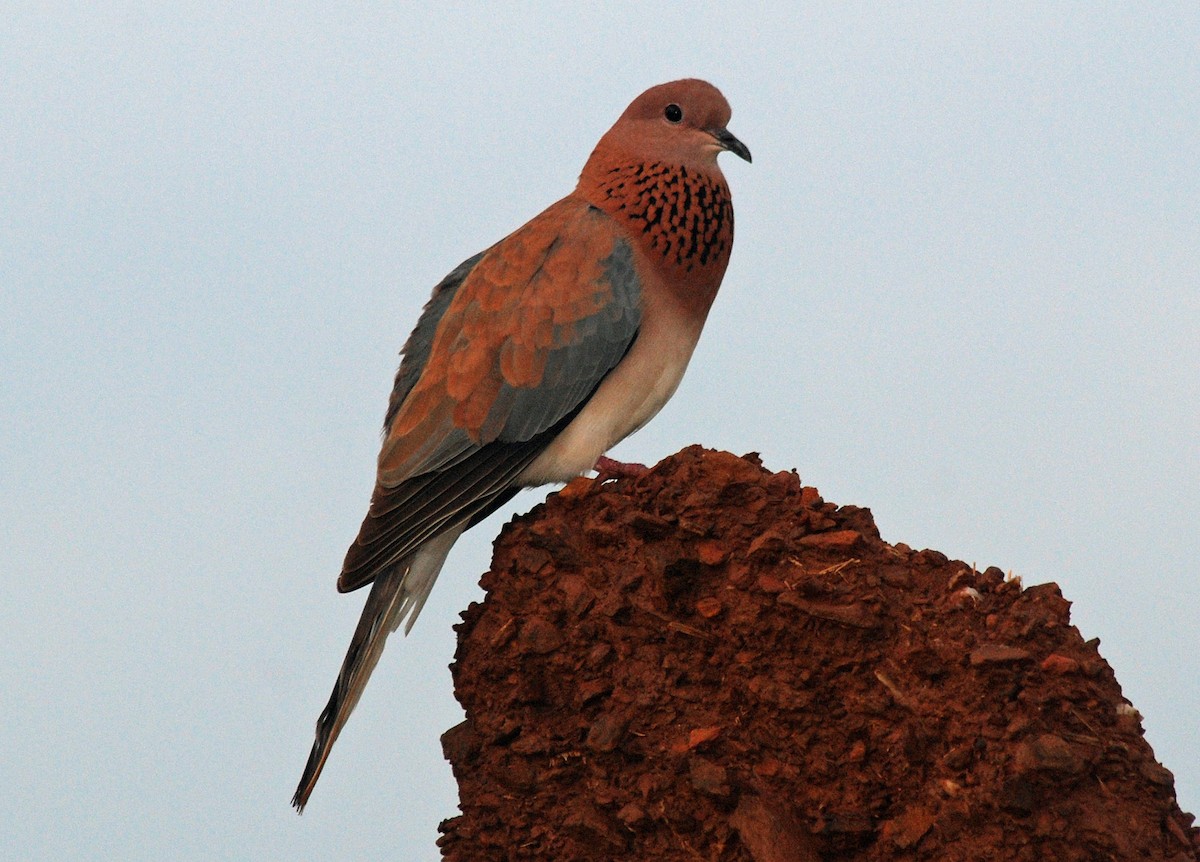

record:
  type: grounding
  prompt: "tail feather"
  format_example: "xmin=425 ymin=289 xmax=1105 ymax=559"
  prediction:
xmin=292 ymin=526 xmax=462 ymax=812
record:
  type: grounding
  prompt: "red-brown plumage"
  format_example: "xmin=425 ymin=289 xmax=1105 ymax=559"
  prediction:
xmin=377 ymin=199 xmax=620 ymax=472
xmin=294 ymin=79 xmax=749 ymax=812
xmin=577 ymin=78 xmax=743 ymax=317
xmin=588 ymin=160 xmax=734 ymax=278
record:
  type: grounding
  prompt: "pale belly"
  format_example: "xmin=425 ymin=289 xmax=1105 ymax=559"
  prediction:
xmin=517 ymin=320 xmax=700 ymax=486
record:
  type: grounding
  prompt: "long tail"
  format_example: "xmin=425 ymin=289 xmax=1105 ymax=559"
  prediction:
xmin=292 ymin=526 xmax=461 ymax=812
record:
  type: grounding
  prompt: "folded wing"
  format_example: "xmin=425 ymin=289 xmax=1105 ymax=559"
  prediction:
xmin=338 ymin=200 xmax=642 ymax=593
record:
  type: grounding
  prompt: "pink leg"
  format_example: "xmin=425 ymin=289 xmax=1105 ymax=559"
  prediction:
xmin=593 ymin=454 xmax=650 ymax=482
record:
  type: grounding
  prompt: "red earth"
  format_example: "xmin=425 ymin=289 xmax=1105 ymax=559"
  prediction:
xmin=438 ymin=446 xmax=1197 ymax=861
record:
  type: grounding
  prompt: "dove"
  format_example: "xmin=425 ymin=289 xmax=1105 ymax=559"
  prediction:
xmin=294 ymin=78 xmax=750 ymax=810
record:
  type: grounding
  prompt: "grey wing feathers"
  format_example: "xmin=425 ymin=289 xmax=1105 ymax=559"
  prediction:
xmin=340 ymin=234 xmax=641 ymax=594
xmin=494 ymin=241 xmax=641 ymax=441
xmin=384 ymin=250 xmax=486 ymax=431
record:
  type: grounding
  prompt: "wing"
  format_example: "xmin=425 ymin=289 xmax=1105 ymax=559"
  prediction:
xmin=338 ymin=199 xmax=641 ymax=592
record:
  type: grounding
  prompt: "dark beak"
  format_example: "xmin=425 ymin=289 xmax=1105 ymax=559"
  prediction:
xmin=710 ymin=127 xmax=752 ymax=163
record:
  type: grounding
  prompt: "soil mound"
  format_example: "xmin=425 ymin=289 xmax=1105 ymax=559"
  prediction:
xmin=438 ymin=446 xmax=1197 ymax=861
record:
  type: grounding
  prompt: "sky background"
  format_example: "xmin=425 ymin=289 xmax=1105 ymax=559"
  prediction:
xmin=3 ymin=3 xmax=1197 ymax=859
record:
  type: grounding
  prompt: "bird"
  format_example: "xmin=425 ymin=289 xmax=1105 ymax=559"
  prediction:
xmin=293 ymin=78 xmax=750 ymax=811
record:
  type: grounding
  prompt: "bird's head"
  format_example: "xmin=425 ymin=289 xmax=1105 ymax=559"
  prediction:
xmin=584 ymin=79 xmax=751 ymax=177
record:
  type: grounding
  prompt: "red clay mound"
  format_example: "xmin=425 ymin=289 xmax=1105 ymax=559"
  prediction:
xmin=438 ymin=446 xmax=1197 ymax=861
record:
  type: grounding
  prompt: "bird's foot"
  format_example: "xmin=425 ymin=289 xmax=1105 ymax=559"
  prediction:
xmin=593 ymin=455 xmax=650 ymax=483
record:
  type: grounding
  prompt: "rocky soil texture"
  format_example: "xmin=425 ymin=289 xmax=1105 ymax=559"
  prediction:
xmin=438 ymin=447 xmax=1197 ymax=861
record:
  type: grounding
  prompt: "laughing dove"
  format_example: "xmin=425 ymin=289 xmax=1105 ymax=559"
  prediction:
xmin=294 ymin=78 xmax=750 ymax=810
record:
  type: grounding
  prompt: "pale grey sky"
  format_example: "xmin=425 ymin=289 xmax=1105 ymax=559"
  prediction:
xmin=3 ymin=3 xmax=1197 ymax=859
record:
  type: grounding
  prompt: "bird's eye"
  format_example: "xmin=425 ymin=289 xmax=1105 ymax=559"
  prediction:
xmin=664 ymin=103 xmax=683 ymax=123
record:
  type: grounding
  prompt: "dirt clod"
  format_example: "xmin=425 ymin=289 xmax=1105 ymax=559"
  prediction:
xmin=439 ymin=446 xmax=1198 ymax=860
